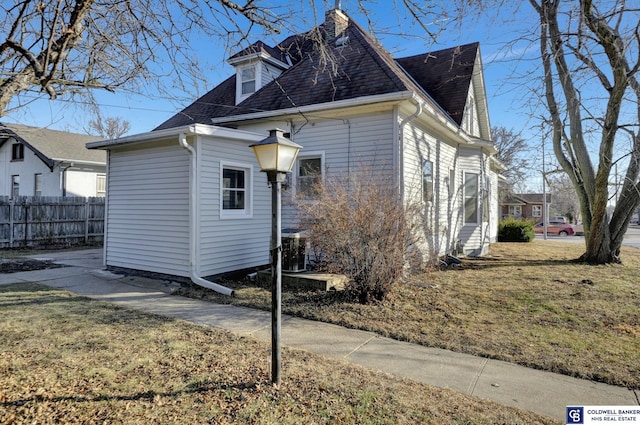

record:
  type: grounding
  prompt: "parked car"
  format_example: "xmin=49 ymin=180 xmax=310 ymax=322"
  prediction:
xmin=549 ymin=216 xmax=567 ymax=224
xmin=534 ymin=222 xmax=575 ymax=237
xmin=573 ymin=223 xmax=584 ymax=236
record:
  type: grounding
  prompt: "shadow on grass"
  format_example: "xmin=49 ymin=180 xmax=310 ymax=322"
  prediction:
xmin=2 ymin=380 xmax=262 ymax=408
xmin=0 ymin=283 xmax=176 ymax=327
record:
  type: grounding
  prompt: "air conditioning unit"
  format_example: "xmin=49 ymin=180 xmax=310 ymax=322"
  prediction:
xmin=282 ymin=229 xmax=307 ymax=272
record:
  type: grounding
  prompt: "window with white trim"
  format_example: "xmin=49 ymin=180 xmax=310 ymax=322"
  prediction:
xmin=296 ymin=154 xmax=323 ymax=200
xmin=96 ymin=174 xmax=106 ymax=197
xmin=34 ymin=173 xmax=42 ymax=196
xmin=422 ymin=160 xmax=433 ymax=202
xmin=464 ymin=172 xmax=478 ymax=224
xmin=482 ymin=176 xmax=489 ymax=223
xmin=532 ymin=205 xmax=542 ymax=217
xmin=11 ymin=175 xmax=20 ymax=198
xmin=509 ymin=205 xmax=522 ymax=217
xmin=448 ymin=169 xmax=455 ymax=197
xmin=241 ymin=65 xmax=256 ymax=95
xmin=221 ymin=163 xmax=252 ymax=217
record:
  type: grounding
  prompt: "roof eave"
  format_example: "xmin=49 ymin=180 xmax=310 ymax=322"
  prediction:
xmin=210 ymin=91 xmax=415 ymax=124
xmin=227 ymin=51 xmax=289 ymax=70
xmin=87 ymin=123 xmax=264 ymax=149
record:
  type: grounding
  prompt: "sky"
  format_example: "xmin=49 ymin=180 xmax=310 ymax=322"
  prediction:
xmin=3 ymin=0 xmax=544 ymax=179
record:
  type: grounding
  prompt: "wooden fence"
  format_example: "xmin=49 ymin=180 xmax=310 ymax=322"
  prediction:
xmin=0 ymin=196 xmax=105 ymax=248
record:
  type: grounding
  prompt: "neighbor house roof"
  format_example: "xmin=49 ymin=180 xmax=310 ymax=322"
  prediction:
xmin=0 ymin=122 xmax=105 ymax=169
xmin=504 ymin=193 xmax=552 ymax=205
xmin=154 ymin=10 xmax=480 ymax=131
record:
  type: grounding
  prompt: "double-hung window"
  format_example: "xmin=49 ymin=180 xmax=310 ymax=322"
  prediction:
xmin=96 ymin=174 xmax=106 ymax=197
xmin=482 ymin=176 xmax=489 ymax=223
xmin=221 ymin=163 xmax=252 ymax=218
xmin=11 ymin=175 xmax=20 ymax=198
xmin=532 ymin=205 xmax=542 ymax=217
xmin=296 ymin=154 xmax=323 ymax=200
xmin=464 ymin=172 xmax=478 ymax=224
xmin=422 ymin=160 xmax=433 ymax=202
xmin=241 ymin=66 xmax=256 ymax=95
xmin=509 ymin=205 xmax=522 ymax=218
xmin=34 ymin=173 xmax=42 ymax=196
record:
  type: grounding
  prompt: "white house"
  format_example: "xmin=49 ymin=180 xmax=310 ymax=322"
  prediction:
xmin=88 ymin=7 xmax=501 ymax=288
xmin=0 ymin=123 xmax=106 ymax=198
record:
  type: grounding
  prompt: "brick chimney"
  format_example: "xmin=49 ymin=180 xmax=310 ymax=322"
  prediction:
xmin=324 ymin=8 xmax=349 ymax=42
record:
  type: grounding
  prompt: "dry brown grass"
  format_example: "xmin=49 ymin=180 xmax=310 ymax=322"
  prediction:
xmin=0 ymin=283 xmax=559 ymax=424
xmin=180 ymin=241 xmax=640 ymax=389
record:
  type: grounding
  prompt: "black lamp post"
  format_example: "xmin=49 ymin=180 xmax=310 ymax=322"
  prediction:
xmin=250 ymin=129 xmax=302 ymax=386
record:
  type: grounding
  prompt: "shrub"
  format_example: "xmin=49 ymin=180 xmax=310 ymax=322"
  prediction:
xmin=498 ymin=217 xmax=535 ymax=242
xmin=297 ymin=166 xmax=415 ymax=304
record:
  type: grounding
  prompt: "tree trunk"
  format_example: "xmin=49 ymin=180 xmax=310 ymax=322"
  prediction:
xmin=532 ymin=0 xmax=640 ymax=264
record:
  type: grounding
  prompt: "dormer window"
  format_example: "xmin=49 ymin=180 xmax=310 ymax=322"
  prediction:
xmin=241 ymin=66 xmax=256 ymax=95
xmin=229 ymin=42 xmax=291 ymax=105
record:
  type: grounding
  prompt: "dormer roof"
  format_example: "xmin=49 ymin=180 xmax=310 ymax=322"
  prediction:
xmin=227 ymin=40 xmax=291 ymax=69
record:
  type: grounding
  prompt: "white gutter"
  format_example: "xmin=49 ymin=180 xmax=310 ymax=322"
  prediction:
xmin=179 ymin=133 xmax=235 ymax=296
xmin=211 ymin=91 xmax=415 ymax=124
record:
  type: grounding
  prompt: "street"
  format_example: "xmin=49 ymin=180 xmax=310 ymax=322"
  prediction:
xmin=536 ymin=225 xmax=640 ymax=249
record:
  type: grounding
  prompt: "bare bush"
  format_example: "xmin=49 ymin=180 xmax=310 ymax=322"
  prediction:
xmin=298 ymin=166 xmax=419 ymax=304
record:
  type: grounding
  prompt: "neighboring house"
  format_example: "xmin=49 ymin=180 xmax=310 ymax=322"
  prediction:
xmin=88 ymin=7 xmax=501 ymax=283
xmin=501 ymin=193 xmax=551 ymax=220
xmin=0 ymin=123 xmax=106 ymax=198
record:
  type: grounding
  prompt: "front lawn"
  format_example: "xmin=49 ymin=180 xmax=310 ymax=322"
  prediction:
xmin=179 ymin=241 xmax=640 ymax=389
xmin=0 ymin=283 xmax=557 ymax=424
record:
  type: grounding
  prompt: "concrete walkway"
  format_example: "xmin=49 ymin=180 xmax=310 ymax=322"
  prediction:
xmin=1 ymin=248 xmax=638 ymax=422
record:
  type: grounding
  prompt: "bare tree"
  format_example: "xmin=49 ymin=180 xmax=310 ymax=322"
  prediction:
xmin=492 ymin=126 xmax=530 ymax=202
xmin=87 ymin=116 xmax=131 ymax=139
xmin=0 ymin=0 xmax=291 ymax=117
xmin=298 ymin=165 xmax=424 ymax=304
xmin=547 ymin=173 xmax=581 ymax=223
xmin=0 ymin=1 xmax=485 ymax=119
xmin=526 ymin=0 xmax=640 ymax=264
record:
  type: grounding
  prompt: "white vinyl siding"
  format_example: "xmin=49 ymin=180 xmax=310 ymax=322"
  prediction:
xmin=463 ymin=80 xmax=481 ymax=137
xmin=197 ymin=135 xmax=271 ymax=277
xmin=457 ymin=146 xmax=487 ymax=255
xmin=105 ymin=141 xmax=191 ymax=276
xmin=239 ymin=112 xmax=395 ymax=226
xmin=401 ymin=115 xmax=459 ymax=256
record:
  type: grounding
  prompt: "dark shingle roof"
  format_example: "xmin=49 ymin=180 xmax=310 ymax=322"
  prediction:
xmin=505 ymin=193 xmax=552 ymax=204
xmin=154 ymin=76 xmax=238 ymax=130
xmin=396 ymin=42 xmax=479 ymax=126
xmin=154 ymin=12 xmax=479 ymax=131
xmin=228 ymin=40 xmax=289 ymax=64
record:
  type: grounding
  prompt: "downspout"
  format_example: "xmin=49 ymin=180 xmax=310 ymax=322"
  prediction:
xmin=60 ymin=162 xmax=74 ymax=197
xmin=398 ymin=98 xmax=422 ymax=204
xmin=179 ymin=133 xmax=235 ymax=296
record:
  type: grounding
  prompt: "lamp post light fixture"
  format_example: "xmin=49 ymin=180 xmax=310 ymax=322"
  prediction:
xmin=250 ymin=129 xmax=302 ymax=386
